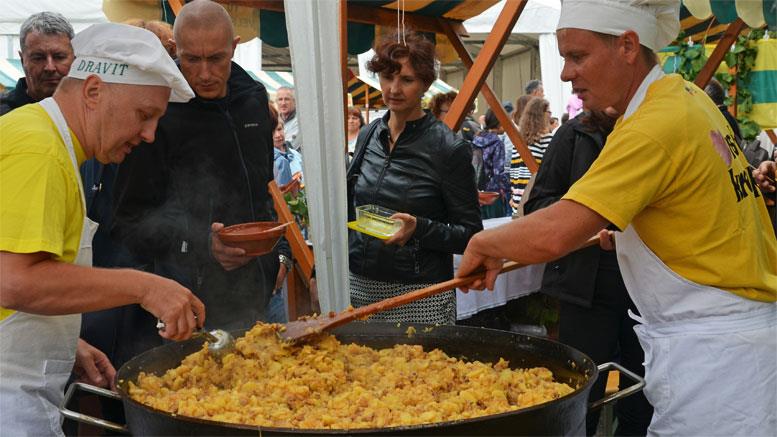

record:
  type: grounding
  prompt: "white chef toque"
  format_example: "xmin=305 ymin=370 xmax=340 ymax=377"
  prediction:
xmin=67 ymin=23 xmax=194 ymax=102
xmin=557 ymin=0 xmax=681 ymax=52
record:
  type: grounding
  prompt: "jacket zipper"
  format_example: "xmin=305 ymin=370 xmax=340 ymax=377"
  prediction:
xmin=223 ymin=108 xmax=257 ymax=221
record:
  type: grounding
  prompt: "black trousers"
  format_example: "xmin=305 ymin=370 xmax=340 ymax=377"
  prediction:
xmin=557 ymin=268 xmax=654 ymax=436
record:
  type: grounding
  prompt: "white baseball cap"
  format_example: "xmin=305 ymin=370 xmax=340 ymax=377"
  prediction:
xmin=557 ymin=0 xmax=681 ymax=52
xmin=68 ymin=23 xmax=194 ymax=102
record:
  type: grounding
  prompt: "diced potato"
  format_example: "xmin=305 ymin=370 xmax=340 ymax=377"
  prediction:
xmin=130 ymin=322 xmax=574 ymax=430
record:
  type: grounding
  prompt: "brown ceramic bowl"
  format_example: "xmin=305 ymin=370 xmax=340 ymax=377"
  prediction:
xmin=218 ymin=221 xmax=290 ymax=256
xmin=478 ymin=191 xmax=501 ymax=206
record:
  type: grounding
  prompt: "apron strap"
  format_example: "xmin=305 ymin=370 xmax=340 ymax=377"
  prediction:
xmin=38 ymin=97 xmax=87 ymax=215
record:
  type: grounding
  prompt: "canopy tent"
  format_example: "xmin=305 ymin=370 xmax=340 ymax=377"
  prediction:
xmin=347 ymin=76 xmax=460 ymax=110
xmin=670 ymin=1 xmax=777 ymax=130
xmin=659 ymin=38 xmax=777 ymax=130
xmin=460 ymin=0 xmax=570 ymax=122
xmin=0 ymin=0 xmax=106 ymax=36
xmin=245 ymin=70 xmax=294 ymax=96
xmin=681 ymin=0 xmax=775 ymax=43
xmin=102 ymin=0 xmax=499 ymax=63
xmin=347 ymin=75 xmax=384 ymax=108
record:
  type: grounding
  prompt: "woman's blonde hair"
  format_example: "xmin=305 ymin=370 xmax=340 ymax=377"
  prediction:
xmin=513 ymin=94 xmax=533 ymax=125
xmin=519 ymin=97 xmax=550 ymax=144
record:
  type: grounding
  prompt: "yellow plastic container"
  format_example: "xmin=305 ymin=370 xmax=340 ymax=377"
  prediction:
xmin=347 ymin=204 xmax=402 ymax=240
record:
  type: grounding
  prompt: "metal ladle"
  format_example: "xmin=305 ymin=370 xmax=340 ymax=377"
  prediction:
xmin=156 ymin=320 xmax=235 ymax=359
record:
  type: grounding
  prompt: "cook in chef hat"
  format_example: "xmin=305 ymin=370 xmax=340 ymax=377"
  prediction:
xmin=557 ymin=0 xmax=681 ymax=52
xmin=67 ymin=22 xmax=194 ymax=102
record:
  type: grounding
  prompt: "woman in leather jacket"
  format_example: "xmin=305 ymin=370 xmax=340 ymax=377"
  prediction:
xmin=348 ymin=31 xmax=482 ymax=324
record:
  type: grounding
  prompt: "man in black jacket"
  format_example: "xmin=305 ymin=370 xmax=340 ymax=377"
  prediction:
xmin=112 ymin=0 xmax=288 ymax=364
xmin=0 ymin=12 xmax=74 ymax=115
xmin=523 ymin=112 xmax=652 ymax=435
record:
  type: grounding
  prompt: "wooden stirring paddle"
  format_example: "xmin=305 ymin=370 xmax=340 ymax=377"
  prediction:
xmin=279 ymin=235 xmax=603 ymax=343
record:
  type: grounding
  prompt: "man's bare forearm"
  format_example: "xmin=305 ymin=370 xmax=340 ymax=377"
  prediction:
xmin=0 ymin=252 xmax=153 ymax=315
xmin=468 ymin=200 xmax=609 ymax=264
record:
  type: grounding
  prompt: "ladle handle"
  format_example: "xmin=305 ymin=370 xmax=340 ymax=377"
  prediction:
xmin=156 ymin=319 xmax=217 ymax=342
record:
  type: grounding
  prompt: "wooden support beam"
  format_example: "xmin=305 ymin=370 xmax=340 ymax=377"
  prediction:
xmin=168 ymin=0 xmax=184 ymax=15
xmin=216 ymin=0 xmax=468 ymax=36
xmin=694 ymin=18 xmax=746 ymax=88
xmin=442 ymin=0 xmax=528 ymax=132
xmin=269 ymin=181 xmax=316 ymax=319
xmin=440 ymin=19 xmax=537 ymax=173
xmin=767 ymin=130 xmax=777 ymax=146
xmin=269 ymin=181 xmax=314 ymax=280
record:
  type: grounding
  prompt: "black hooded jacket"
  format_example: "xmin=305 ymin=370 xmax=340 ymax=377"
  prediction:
xmin=0 ymin=78 xmax=35 ymax=115
xmin=112 ymin=62 xmax=284 ymax=331
xmin=349 ymin=111 xmax=482 ymax=284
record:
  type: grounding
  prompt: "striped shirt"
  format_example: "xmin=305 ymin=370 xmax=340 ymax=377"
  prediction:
xmin=510 ymin=133 xmax=553 ymax=209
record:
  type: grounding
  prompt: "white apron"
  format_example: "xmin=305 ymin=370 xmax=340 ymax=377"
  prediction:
xmin=615 ymin=225 xmax=776 ymax=437
xmin=0 ymin=97 xmax=99 ymax=437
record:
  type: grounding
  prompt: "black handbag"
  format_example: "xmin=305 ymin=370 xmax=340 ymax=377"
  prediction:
xmin=346 ymin=119 xmax=380 ymax=221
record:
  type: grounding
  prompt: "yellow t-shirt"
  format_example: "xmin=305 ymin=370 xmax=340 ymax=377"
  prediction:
xmin=0 ymin=104 xmax=87 ymax=319
xmin=564 ymin=75 xmax=777 ymax=302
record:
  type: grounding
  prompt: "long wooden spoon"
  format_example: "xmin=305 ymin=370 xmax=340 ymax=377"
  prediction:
xmin=279 ymin=236 xmax=602 ymax=343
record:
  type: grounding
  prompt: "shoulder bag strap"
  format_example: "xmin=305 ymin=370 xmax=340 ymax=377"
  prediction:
xmin=347 ymin=119 xmax=380 ymax=221
xmin=347 ymin=119 xmax=380 ymax=180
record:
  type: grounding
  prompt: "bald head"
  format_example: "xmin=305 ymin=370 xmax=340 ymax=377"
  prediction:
xmin=55 ymin=77 xmax=170 ymax=164
xmin=172 ymin=0 xmax=238 ymax=100
xmin=173 ymin=0 xmax=234 ymax=42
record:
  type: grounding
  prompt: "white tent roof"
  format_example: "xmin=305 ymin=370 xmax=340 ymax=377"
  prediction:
xmin=464 ymin=0 xmax=571 ymax=123
xmin=0 ymin=0 xmax=107 ymax=35
xmin=464 ymin=0 xmax=560 ymax=35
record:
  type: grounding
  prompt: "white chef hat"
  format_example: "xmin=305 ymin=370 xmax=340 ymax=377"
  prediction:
xmin=557 ymin=0 xmax=681 ymax=52
xmin=68 ymin=23 xmax=194 ymax=102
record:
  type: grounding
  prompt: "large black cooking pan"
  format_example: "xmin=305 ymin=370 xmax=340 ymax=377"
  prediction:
xmin=61 ymin=322 xmax=643 ymax=436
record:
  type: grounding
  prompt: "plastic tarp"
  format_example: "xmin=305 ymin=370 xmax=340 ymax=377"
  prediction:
xmin=284 ymin=0 xmax=350 ymax=313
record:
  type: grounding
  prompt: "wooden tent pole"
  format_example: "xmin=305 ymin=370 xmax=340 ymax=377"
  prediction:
xmin=442 ymin=0 xmax=528 ymax=132
xmin=694 ymin=18 xmax=746 ymax=88
xmin=767 ymin=130 xmax=777 ymax=146
xmin=168 ymin=0 xmax=184 ymax=16
xmin=440 ymin=19 xmax=537 ymax=173
xmin=269 ymin=181 xmax=315 ymax=320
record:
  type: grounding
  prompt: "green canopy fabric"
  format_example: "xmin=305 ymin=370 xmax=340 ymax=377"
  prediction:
xmin=681 ymin=0 xmax=776 ymax=43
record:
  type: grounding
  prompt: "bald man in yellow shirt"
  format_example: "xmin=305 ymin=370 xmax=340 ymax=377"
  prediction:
xmin=0 ymin=23 xmax=204 ymax=436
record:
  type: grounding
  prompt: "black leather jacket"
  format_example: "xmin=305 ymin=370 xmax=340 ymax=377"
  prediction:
xmin=349 ymin=111 xmax=482 ymax=284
